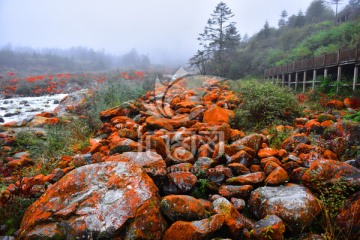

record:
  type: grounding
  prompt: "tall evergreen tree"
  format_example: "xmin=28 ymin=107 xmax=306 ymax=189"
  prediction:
xmin=260 ymin=20 xmax=271 ymax=38
xmin=295 ymin=10 xmax=306 ymax=27
xmin=306 ymin=0 xmax=334 ymax=23
xmin=190 ymin=2 xmax=240 ymax=76
xmin=278 ymin=10 xmax=288 ymax=28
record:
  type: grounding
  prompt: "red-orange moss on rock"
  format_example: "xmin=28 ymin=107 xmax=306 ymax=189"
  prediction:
xmin=18 ymin=161 xmax=166 ymax=239
xmin=203 ymin=106 xmax=234 ymax=124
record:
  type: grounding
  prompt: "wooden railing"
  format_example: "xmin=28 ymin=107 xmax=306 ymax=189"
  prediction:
xmin=264 ymin=48 xmax=360 ymax=77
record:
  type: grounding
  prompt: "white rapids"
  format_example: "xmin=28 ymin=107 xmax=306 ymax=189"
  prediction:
xmin=0 ymin=94 xmax=68 ymax=124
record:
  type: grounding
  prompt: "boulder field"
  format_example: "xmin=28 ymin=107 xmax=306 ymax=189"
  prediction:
xmin=1 ymin=78 xmax=359 ymax=239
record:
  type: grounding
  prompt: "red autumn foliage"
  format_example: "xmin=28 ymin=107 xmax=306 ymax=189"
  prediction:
xmin=297 ymin=93 xmax=306 ymax=104
xmin=349 ymin=97 xmax=360 ymax=109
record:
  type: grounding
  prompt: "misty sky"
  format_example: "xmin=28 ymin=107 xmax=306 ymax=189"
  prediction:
xmin=0 ymin=0 xmax=349 ymax=64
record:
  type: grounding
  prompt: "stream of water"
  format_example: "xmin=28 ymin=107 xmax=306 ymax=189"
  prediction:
xmin=0 ymin=94 xmax=68 ymax=124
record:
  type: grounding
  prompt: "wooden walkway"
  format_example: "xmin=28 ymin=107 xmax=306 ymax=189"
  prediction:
xmin=264 ymin=48 xmax=360 ymax=92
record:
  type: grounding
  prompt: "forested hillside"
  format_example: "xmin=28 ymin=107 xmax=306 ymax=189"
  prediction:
xmin=190 ymin=0 xmax=360 ymax=79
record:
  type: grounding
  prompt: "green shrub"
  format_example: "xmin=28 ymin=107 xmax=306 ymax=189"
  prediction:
xmin=230 ymin=80 xmax=300 ymax=130
xmin=314 ymin=177 xmax=355 ymax=240
xmin=316 ymin=76 xmax=354 ymax=97
xmin=0 ymin=195 xmax=35 ymax=235
xmin=343 ymin=110 xmax=360 ymax=122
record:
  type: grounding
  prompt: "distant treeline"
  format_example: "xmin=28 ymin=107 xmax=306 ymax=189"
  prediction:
xmin=0 ymin=46 xmax=150 ymax=74
xmin=190 ymin=0 xmax=360 ymax=79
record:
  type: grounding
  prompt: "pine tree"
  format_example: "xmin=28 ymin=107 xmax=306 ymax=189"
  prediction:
xmin=261 ymin=20 xmax=271 ymax=37
xmin=278 ymin=10 xmax=288 ymax=28
xmin=295 ymin=10 xmax=306 ymax=27
xmin=306 ymin=0 xmax=334 ymax=23
xmin=190 ymin=2 xmax=240 ymax=76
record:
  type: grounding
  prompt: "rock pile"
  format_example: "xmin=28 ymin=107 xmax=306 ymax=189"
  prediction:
xmin=1 ymin=78 xmax=359 ymax=239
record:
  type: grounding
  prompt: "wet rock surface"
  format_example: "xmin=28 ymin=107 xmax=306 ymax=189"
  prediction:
xmin=18 ymin=161 xmax=166 ymax=239
xmin=249 ymin=184 xmax=321 ymax=232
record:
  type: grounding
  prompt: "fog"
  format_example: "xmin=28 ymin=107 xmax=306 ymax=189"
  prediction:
xmin=0 ymin=0 xmax=349 ymax=65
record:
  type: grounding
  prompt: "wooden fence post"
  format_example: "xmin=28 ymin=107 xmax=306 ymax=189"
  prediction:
xmin=337 ymin=66 xmax=342 ymax=94
xmin=303 ymin=71 xmax=307 ymax=92
xmin=312 ymin=69 xmax=317 ymax=90
xmin=288 ymin=74 xmax=291 ymax=87
xmin=354 ymin=65 xmax=359 ymax=92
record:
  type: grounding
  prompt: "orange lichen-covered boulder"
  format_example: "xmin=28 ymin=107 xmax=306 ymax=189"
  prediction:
xmin=326 ymin=100 xmax=344 ymax=109
xmin=162 ymin=214 xmax=225 ymax=240
xmin=232 ymin=134 xmax=264 ymax=153
xmin=248 ymin=184 xmax=321 ymax=232
xmin=246 ymin=214 xmax=286 ymax=240
xmin=226 ymin=150 xmax=253 ymax=165
xmin=109 ymin=138 xmax=144 ymax=154
xmin=323 ymin=149 xmax=338 ymax=160
xmin=163 ymin=172 xmax=197 ymax=194
xmin=212 ymin=197 xmax=254 ymax=238
xmin=160 ymin=195 xmax=207 ymax=222
xmin=302 ymin=159 xmax=360 ymax=192
xmin=228 ymin=163 xmax=250 ymax=175
xmin=18 ymin=161 xmax=166 ymax=239
xmin=280 ymin=133 xmax=309 ymax=152
xmin=305 ymin=119 xmax=322 ymax=132
xmin=226 ymin=172 xmax=266 ymax=186
xmin=6 ymin=157 xmax=34 ymax=169
xmin=29 ymin=116 xmax=59 ymax=127
xmin=230 ymin=129 xmax=246 ymax=141
xmin=147 ymin=135 xmax=168 ymax=160
xmin=251 ymin=215 xmax=285 ymax=240
xmin=265 ymin=166 xmax=289 ymax=186
xmin=218 ymin=185 xmax=253 ymax=199
xmin=146 ymin=116 xmax=174 ymax=131
xmin=344 ymin=97 xmax=352 ymax=108
xmin=203 ymin=106 xmax=234 ymax=124
xmin=167 ymin=147 xmax=195 ymax=165
xmin=206 ymin=165 xmax=233 ymax=184
xmin=108 ymin=151 xmax=167 ymax=185
xmin=258 ymin=148 xmax=279 ymax=158
xmin=100 ymin=101 xmax=138 ymax=122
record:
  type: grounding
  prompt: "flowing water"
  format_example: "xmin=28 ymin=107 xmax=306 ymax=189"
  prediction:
xmin=0 ymin=94 xmax=68 ymax=124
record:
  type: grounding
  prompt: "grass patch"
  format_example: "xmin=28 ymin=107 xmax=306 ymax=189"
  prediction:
xmin=84 ymin=77 xmax=151 ymax=130
xmin=13 ymin=118 xmax=93 ymax=177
